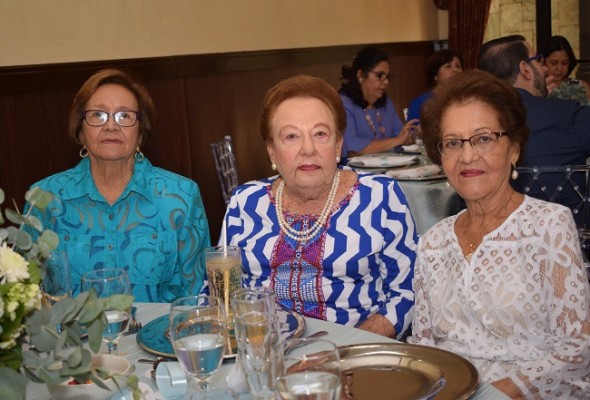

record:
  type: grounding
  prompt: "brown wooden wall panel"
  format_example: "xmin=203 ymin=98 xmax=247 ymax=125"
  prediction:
xmin=0 ymin=42 xmax=433 ymax=243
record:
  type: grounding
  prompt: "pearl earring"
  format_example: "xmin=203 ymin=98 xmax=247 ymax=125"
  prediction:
xmin=336 ymin=156 xmax=341 ymax=163
xmin=511 ymin=165 xmax=519 ymax=180
xmin=271 ymin=163 xmax=277 ymax=171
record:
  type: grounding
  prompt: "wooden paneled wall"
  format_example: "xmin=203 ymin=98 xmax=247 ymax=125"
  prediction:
xmin=0 ymin=42 xmax=433 ymax=242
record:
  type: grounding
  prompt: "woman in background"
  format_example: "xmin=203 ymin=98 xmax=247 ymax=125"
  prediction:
xmin=542 ymin=35 xmax=590 ymax=105
xmin=339 ymin=46 xmax=417 ymax=159
xmin=409 ymin=69 xmax=590 ymax=398
xmin=225 ymin=75 xmax=417 ymax=338
xmin=407 ymin=49 xmax=463 ymax=120
xmin=27 ymin=69 xmax=211 ymax=302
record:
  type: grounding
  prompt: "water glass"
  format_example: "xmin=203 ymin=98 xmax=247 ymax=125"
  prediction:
xmin=169 ymin=295 xmax=228 ymax=392
xmin=80 ymin=268 xmax=131 ymax=354
xmin=275 ymin=338 xmax=341 ymax=400
xmin=205 ymin=246 xmax=243 ymax=355
xmin=41 ymin=250 xmax=72 ymax=307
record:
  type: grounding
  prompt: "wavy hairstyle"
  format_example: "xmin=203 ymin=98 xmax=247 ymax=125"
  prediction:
xmin=339 ymin=46 xmax=389 ymax=109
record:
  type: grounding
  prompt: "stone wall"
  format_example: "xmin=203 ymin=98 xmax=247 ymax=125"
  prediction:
xmin=484 ymin=0 xmax=580 ymax=56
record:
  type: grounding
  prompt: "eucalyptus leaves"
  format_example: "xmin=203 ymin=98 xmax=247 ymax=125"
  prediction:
xmin=0 ymin=187 xmax=136 ymax=400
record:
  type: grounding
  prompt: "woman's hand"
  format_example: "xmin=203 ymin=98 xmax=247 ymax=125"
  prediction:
xmin=492 ymin=377 xmax=525 ymax=399
xmin=401 ymin=119 xmax=420 ymax=145
xmin=357 ymin=313 xmax=396 ymax=338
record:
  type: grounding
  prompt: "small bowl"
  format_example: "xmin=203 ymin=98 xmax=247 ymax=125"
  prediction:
xmin=47 ymin=354 xmax=131 ymax=400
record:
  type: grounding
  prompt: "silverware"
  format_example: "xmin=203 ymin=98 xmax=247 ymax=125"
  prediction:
xmin=127 ymin=306 xmax=142 ymax=334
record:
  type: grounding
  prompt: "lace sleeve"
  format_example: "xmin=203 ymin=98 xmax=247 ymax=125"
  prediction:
xmin=507 ymin=207 xmax=590 ymax=398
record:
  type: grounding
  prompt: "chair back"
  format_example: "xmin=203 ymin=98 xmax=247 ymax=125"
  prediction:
xmin=516 ymin=165 xmax=590 ymax=262
xmin=210 ymin=135 xmax=239 ymax=205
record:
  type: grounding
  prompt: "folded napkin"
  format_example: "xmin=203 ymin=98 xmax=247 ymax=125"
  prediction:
xmin=401 ymin=144 xmax=420 ymax=153
xmin=387 ymin=164 xmax=442 ymax=179
xmin=348 ymin=155 xmax=416 ymax=168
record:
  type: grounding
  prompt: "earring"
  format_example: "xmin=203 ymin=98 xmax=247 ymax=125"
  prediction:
xmin=511 ymin=164 xmax=519 ymax=180
xmin=79 ymin=146 xmax=88 ymax=158
xmin=336 ymin=156 xmax=341 ymax=163
xmin=271 ymin=163 xmax=277 ymax=171
xmin=135 ymin=146 xmax=145 ymax=162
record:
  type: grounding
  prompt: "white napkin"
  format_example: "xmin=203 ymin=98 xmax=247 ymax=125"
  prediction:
xmin=401 ymin=144 xmax=420 ymax=153
xmin=226 ymin=355 xmax=250 ymax=394
xmin=348 ymin=155 xmax=416 ymax=168
xmin=387 ymin=164 xmax=442 ymax=179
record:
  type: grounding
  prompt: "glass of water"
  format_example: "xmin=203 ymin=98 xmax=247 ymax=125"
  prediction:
xmin=169 ymin=295 xmax=228 ymax=392
xmin=275 ymin=338 xmax=341 ymax=400
xmin=41 ymin=250 xmax=72 ymax=307
xmin=80 ymin=268 xmax=131 ymax=354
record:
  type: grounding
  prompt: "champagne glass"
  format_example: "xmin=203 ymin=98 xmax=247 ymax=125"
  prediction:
xmin=41 ymin=250 xmax=72 ymax=307
xmin=169 ymin=295 xmax=228 ymax=392
xmin=275 ymin=338 xmax=341 ymax=400
xmin=80 ymin=268 xmax=131 ymax=354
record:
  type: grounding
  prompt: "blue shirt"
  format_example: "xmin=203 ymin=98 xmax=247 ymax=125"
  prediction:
xmin=512 ymin=88 xmax=590 ymax=227
xmin=27 ymin=157 xmax=211 ymax=302
xmin=407 ymin=91 xmax=433 ymax=121
xmin=224 ymin=170 xmax=417 ymax=339
xmin=340 ymin=94 xmax=404 ymax=157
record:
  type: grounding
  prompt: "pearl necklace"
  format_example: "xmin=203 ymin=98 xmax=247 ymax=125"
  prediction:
xmin=275 ymin=171 xmax=340 ymax=243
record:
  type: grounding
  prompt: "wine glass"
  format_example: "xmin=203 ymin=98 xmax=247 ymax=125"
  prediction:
xmin=169 ymin=295 xmax=228 ymax=392
xmin=80 ymin=268 xmax=131 ymax=354
xmin=275 ymin=338 xmax=341 ymax=400
xmin=41 ymin=250 xmax=72 ymax=307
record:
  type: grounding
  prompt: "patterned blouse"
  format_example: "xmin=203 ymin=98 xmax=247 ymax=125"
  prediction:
xmin=27 ymin=157 xmax=211 ymax=302
xmin=224 ymin=171 xmax=418 ymax=338
xmin=409 ymin=196 xmax=590 ymax=398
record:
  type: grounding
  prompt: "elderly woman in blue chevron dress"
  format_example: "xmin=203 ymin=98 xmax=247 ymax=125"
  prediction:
xmin=223 ymin=74 xmax=418 ymax=338
xmin=25 ymin=69 xmax=211 ymax=303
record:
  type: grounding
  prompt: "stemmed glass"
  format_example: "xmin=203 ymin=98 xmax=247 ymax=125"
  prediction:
xmin=80 ymin=268 xmax=131 ymax=354
xmin=169 ymin=295 xmax=228 ymax=392
xmin=275 ymin=338 xmax=341 ymax=400
xmin=41 ymin=250 xmax=72 ymax=307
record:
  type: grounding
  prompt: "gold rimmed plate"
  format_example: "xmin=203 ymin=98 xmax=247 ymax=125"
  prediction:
xmin=337 ymin=342 xmax=478 ymax=400
xmin=136 ymin=308 xmax=305 ymax=359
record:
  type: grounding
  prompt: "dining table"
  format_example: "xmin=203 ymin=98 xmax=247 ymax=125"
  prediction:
xmin=26 ymin=302 xmax=509 ymax=400
xmin=346 ymin=152 xmax=464 ymax=235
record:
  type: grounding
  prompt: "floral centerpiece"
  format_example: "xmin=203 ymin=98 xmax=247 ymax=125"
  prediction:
xmin=0 ymin=187 xmax=137 ymax=399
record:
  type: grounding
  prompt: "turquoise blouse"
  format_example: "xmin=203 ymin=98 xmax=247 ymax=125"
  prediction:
xmin=27 ymin=157 xmax=211 ymax=302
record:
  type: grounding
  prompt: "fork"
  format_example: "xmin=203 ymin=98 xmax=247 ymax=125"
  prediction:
xmin=127 ymin=306 xmax=142 ymax=334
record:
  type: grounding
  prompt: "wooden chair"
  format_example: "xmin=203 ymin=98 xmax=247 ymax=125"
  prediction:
xmin=210 ymin=135 xmax=239 ymax=205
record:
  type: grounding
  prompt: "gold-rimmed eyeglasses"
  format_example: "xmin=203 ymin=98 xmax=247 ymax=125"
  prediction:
xmin=84 ymin=110 xmax=139 ymax=127
xmin=369 ymin=70 xmax=394 ymax=82
xmin=437 ymin=131 xmax=509 ymax=158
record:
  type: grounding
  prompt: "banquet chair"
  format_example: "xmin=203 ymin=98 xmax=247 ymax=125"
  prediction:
xmin=210 ymin=135 xmax=239 ymax=205
xmin=516 ymin=165 xmax=590 ymax=266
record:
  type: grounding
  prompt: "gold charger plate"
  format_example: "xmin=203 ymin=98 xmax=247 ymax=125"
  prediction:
xmin=337 ymin=343 xmax=478 ymax=400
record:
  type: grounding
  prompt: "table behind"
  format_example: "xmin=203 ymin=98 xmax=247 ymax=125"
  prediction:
xmin=26 ymin=303 xmax=507 ymax=400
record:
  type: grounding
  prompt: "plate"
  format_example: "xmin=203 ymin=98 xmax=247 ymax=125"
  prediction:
xmin=395 ymin=145 xmax=422 ymax=155
xmin=336 ymin=343 xmax=478 ymax=400
xmin=136 ymin=308 xmax=306 ymax=359
xmin=386 ymin=165 xmax=446 ymax=182
xmin=348 ymin=155 xmax=417 ymax=169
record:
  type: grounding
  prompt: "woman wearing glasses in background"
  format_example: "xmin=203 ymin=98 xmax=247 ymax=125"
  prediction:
xmin=26 ymin=69 xmax=211 ymax=302
xmin=408 ymin=69 xmax=590 ymax=398
xmin=339 ymin=46 xmax=417 ymax=160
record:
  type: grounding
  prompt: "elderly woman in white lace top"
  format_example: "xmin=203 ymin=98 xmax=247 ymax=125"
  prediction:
xmin=408 ymin=69 xmax=590 ymax=399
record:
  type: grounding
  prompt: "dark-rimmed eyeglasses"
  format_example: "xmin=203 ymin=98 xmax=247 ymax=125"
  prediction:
xmin=84 ymin=110 xmax=139 ymax=127
xmin=369 ymin=70 xmax=394 ymax=82
xmin=437 ymin=131 xmax=509 ymax=158
xmin=525 ymin=54 xmax=543 ymax=64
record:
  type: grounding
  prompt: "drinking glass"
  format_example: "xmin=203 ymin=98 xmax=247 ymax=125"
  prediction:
xmin=169 ymin=295 xmax=228 ymax=392
xmin=275 ymin=338 xmax=341 ymax=400
xmin=80 ymin=268 xmax=131 ymax=354
xmin=231 ymin=287 xmax=279 ymax=399
xmin=41 ymin=250 xmax=72 ymax=307
xmin=204 ymin=246 xmax=243 ymax=356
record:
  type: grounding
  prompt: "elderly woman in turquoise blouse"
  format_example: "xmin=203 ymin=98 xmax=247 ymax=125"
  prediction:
xmin=26 ymin=69 xmax=211 ymax=302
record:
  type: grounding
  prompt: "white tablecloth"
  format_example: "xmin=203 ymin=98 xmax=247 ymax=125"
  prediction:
xmin=27 ymin=303 xmax=508 ymax=400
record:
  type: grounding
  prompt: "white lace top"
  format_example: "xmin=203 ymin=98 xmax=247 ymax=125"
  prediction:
xmin=409 ymin=196 xmax=590 ymax=399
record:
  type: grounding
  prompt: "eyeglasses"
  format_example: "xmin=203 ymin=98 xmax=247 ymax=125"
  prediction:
xmin=437 ymin=131 xmax=509 ymax=158
xmin=525 ymin=54 xmax=543 ymax=64
xmin=84 ymin=110 xmax=139 ymax=127
xmin=369 ymin=70 xmax=394 ymax=82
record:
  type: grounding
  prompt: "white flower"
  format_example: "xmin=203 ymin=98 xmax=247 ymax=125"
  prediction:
xmin=0 ymin=242 xmax=30 ymax=283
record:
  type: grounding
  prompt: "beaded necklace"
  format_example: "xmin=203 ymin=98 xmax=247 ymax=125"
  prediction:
xmin=275 ymin=171 xmax=340 ymax=243
xmin=363 ymin=108 xmax=385 ymax=137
